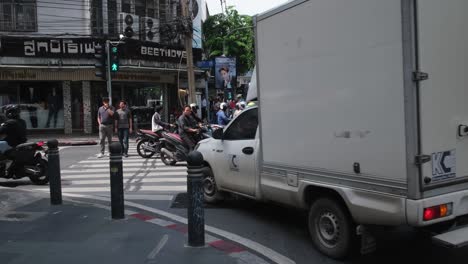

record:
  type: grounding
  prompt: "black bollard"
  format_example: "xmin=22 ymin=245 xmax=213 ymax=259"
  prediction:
xmin=109 ymin=142 xmax=125 ymax=219
xmin=47 ymin=139 xmax=62 ymax=205
xmin=186 ymin=151 xmax=205 ymax=247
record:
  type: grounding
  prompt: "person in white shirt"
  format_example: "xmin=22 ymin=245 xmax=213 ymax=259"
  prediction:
xmin=152 ymin=106 xmax=172 ymax=132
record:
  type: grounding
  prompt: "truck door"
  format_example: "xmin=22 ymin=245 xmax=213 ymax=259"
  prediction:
xmin=220 ymin=108 xmax=259 ymax=196
xmin=416 ymin=0 xmax=468 ymax=191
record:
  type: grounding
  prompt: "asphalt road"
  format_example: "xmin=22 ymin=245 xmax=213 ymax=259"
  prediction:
xmin=2 ymin=145 xmax=468 ymax=264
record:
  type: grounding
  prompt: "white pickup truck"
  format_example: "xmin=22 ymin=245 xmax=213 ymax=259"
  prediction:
xmin=196 ymin=0 xmax=468 ymax=259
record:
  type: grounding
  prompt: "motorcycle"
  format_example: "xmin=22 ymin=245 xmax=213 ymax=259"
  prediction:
xmin=135 ymin=129 xmax=163 ymax=158
xmin=159 ymin=125 xmax=215 ymax=166
xmin=0 ymin=141 xmax=49 ymax=185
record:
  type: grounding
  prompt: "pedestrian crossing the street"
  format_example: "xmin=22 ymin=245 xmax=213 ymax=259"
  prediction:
xmin=25 ymin=143 xmax=188 ymax=202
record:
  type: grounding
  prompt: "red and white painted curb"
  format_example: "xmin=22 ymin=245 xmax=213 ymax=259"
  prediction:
xmin=129 ymin=211 xmax=270 ymax=264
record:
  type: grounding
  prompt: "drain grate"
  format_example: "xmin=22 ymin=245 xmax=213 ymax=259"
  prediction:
xmin=0 ymin=211 xmax=47 ymax=222
xmin=5 ymin=213 xmax=29 ymax=219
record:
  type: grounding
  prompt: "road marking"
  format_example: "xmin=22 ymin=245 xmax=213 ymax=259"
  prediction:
xmin=64 ymin=178 xmax=186 ymax=185
xmin=62 ymin=167 xmax=185 ymax=173
xmin=78 ymin=159 xmax=160 ymax=164
xmin=31 ymin=186 xmax=186 ymax=193
xmin=69 ymin=163 xmax=173 ymax=168
xmin=58 ymin=172 xmax=187 ymax=180
xmin=59 ymin=193 xmax=296 ymax=264
xmin=147 ymin=234 xmax=169 ymax=259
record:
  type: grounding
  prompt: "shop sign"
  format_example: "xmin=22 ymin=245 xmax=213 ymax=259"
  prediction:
xmin=0 ymin=37 xmax=101 ymax=58
xmin=0 ymin=70 xmax=38 ymax=80
xmin=0 ymin=37 xmax=202 ymax=62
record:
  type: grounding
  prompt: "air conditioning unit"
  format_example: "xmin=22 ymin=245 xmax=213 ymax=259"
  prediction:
xmin=118 ymin=13 xmax=140 ymax=40
xmin=141 ymin=17 xmax=160 ymax=43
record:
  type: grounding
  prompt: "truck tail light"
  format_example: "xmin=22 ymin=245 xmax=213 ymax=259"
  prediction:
xmin=423 ymin=203 xmax=453 ymax=221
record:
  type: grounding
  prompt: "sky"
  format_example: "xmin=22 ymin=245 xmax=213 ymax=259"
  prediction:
xmin=204 ymin=0 xmax=291 ymax=16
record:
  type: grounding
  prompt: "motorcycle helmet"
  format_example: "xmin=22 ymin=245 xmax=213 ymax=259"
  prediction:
xmin=220 ymin=102 xmax=228 ymax=111
xmin=189 ymin=103 xmax=199 ymax=110
xmin=238 ymin=102 xmax=246 ymax=110
xmin=5 ymin=105 xmax=20 ymax=119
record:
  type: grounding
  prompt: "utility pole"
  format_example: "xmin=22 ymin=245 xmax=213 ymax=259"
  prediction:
xmin=181 ymin=0 xmax=196 ymax=104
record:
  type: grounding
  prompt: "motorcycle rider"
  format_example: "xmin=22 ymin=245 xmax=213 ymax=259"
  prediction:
xmin=216 ymin=102 xmax=230 ymax=126
xmin=178 ymin=106 xmax=200 ymax=150
xmin=0 ymin=105 xmax=27 ymax=154
xmin=189 ymin=103 xmax=203 ymax=124
xmin=152 ymin=106 xmax=173 ymax=132
xmin=233 ymin=101 xmax=246 ymax=118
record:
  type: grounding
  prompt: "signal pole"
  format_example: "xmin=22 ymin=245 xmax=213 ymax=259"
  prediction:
xmin=106 ymin=40 xmax=112 ymax=106
xmin=181 ymin=0 xmax=196 ymax=104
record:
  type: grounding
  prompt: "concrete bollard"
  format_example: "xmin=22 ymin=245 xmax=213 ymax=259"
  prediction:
xmin=47 ymin=139 xmax=62 ymax=205
xmin=186 ymin=151 xmax=205 ymax=247
xmin=109 ymin=142 xmax=125 ymax=219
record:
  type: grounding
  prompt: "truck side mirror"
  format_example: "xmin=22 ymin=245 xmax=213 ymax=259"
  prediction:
xmin=212 ymin=128 xmax=224 ymax=140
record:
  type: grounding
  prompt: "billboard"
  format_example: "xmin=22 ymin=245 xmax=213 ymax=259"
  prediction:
xmin=215 ymin=56 xmax=236 ymax=89
xmin=191 ymin=0 xmax=203 ymax=49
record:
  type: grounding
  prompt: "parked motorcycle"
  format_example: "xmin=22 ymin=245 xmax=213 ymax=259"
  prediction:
xmin=159 ymin=125 xmax=215 ymax=166
xmin=136 ymin=129 xmax=162 ymax=158
xmin=136 ymin=125 xmax=178 ymax=158
xmin=0 ymin=141 xmax=48 ymax=185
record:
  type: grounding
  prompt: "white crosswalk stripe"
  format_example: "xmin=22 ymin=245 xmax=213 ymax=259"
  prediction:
xmin=25 ymin=142 xmax=189 ymax=202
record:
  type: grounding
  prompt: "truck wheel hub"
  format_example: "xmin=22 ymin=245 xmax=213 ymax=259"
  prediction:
xmin=203 ymin=176 xmax=215 ymax=196
xmin=317 ymin=212 xmax=340 ymax=247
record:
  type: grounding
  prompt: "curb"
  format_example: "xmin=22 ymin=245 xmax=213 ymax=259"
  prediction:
xmin=128 ymin=212 xmax=270 ymax=264
xmin=58 ymin=141 xmax=98 ymax=146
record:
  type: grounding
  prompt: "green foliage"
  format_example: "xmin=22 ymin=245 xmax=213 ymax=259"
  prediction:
xmin=202 ymin=7 xmax=254 ymax=74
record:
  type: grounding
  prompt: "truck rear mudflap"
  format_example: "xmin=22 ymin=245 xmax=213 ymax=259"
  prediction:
xmin=433 ymin=224 xmax=468 ymax=248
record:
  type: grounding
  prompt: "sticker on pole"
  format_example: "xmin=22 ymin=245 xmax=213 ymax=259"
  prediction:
xmin=431 ymin=150 xmax=456 ymax=182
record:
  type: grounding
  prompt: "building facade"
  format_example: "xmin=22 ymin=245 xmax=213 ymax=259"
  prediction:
xmin=0 ymin=0 xmax=205 ymax=134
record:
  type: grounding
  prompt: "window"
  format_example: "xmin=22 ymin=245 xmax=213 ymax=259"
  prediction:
xmin=108 ymin=0 xmax=117 ymax=37
xmin=146 ymin=0 xmax=159 ymax=18
xmin=91 ymin=0 xmax=103 ymax=35
xmin=122 ymin=0 xmax=131 ymax=13
xmin=224 ymin=108 xmax=258 ymax=140
xmin=0 ymin=0 xmax=37 ymax=32
xmin=135 ymin=0 xmax=146 ymax=17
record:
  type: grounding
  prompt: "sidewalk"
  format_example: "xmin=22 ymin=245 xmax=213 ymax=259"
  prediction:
xmin=0 ymin=188 xmax=267 ymax=264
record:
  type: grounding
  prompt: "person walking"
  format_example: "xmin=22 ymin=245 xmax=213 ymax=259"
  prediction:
xmin=97 ymin=97 xmax=115 ymax=158
xmin=115 ymin=100 xmax=133 ymax=157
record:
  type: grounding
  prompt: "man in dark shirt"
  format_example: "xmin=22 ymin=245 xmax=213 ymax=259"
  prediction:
xmin=97 ymin=97 xmax=115 ymax=158
xmin=0 ymin=105 xmax=27 ymax=154
xmin=178 ymin=106 xmax=199 ymax=150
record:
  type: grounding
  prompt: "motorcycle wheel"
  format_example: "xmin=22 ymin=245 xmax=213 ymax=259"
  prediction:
xmin=137 ymin=139 xmax=156 ymax=158
xmin=160 ymin=151 xmax=177 ymax=166
xmin=29 ymin=158 xmax=49 ymax=185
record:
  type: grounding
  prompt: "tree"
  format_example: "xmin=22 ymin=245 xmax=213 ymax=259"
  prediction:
xmin=202 ymin=7 xmax=254 ymax=74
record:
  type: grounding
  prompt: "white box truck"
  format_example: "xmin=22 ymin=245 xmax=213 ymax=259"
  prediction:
xmin=196 ymin=0 xmax=468 ymax=259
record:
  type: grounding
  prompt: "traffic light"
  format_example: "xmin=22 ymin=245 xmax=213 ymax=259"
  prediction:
xmin=94 ymin=44 xmax=107 ymax=79
xmin=109 ymin=46 xmax=119 ymax=72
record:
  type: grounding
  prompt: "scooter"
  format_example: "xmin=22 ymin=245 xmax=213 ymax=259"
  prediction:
xmin=135 ymin=123 xmax=179 ymax=158
xmin=159 ymin=125 xmax=214 ymax=166
xmin=135 ymin=129 xmax=163 ymax=158
xmin=0 ymin=141 xmax=49 ymax=185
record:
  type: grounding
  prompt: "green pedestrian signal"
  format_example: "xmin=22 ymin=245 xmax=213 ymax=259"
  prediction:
xmin=110 ymin=46 xmax=120 ymax=72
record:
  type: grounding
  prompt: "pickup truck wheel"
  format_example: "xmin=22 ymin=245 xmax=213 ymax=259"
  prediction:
xmin=202 ymin=166 xmax=223 ymax=203
xmin=308 ymin=197 xmax=356 ymax=259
